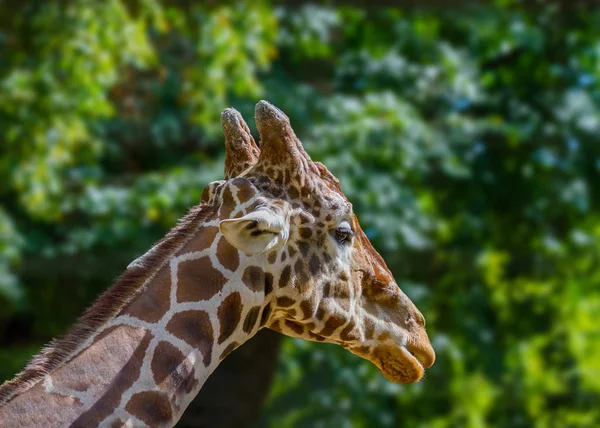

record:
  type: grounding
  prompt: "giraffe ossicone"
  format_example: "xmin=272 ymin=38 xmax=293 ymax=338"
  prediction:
xmin=0 ymin=101 xmax=435 ymax=427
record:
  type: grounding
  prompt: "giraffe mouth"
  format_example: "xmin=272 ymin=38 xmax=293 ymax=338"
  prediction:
xmin=405 ymin=340 xmax=435 ymax=369
xmin=371 ymin=345 xmax=427 ymax=384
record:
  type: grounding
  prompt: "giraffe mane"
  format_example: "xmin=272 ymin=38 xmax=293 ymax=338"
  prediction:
xmin=0 ymin=203 xmax=216 ymax=406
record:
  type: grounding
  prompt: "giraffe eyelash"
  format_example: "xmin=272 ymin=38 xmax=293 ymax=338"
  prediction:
xmin=333 ymin=222 xmax=354 ymax=245
xmin=250 ymin=229 xmax=277 ymax=237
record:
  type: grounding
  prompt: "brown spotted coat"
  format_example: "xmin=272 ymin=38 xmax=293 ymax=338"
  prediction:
xmin=0 ymin=101 xmax=434 ymax=427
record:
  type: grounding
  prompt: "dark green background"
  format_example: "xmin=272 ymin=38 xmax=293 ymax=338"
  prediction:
xmin=1 ymin=1 xmax=599 ymax=426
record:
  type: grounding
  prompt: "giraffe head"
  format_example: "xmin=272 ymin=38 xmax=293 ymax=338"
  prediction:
xmin=205 ymin=101 xmax=434 ymax=384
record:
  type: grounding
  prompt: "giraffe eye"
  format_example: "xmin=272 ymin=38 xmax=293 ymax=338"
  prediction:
xmin=333 ymin=221 xmax=354 ymax=245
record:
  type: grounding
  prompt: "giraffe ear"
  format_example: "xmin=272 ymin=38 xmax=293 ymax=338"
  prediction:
xmin=219 ymin=209 xmax=287 ymax=255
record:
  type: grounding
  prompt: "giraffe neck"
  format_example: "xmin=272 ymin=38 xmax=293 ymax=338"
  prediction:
xmin=0 ymin=208 xmax=272 ymax=427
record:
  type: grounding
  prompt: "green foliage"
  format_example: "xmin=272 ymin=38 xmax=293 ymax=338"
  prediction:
xmin=1 ymin=1 xmax=600 ymax=427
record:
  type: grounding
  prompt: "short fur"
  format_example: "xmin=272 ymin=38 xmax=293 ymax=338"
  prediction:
xmin=0 ymin=204 xmax=216 ymax=405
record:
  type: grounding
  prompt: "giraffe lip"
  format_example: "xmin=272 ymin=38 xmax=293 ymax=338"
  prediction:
xmin=403 ymin=346 xmax=425 ymax=369
xmin=405 ymin=341 xmax=436 ymax=369
xmin=372 ymin=345 xmax=426 ymax=384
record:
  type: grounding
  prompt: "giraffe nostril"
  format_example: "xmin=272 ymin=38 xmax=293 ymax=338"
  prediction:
xmin=404 ymin=312 xmax=424 ymax=329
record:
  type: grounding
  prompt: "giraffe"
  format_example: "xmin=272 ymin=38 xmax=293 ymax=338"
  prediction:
xmin=0 ymin=101 xmax=435 ymax=427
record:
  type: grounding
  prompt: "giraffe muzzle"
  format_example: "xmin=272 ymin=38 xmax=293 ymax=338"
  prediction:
xmin=405 ymin=337 xmax=436 ymax=369
xmin=369 ymin=326 xmax=435 ymax=384
xmin=372 ymin=344 xmax=428 ymax=384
